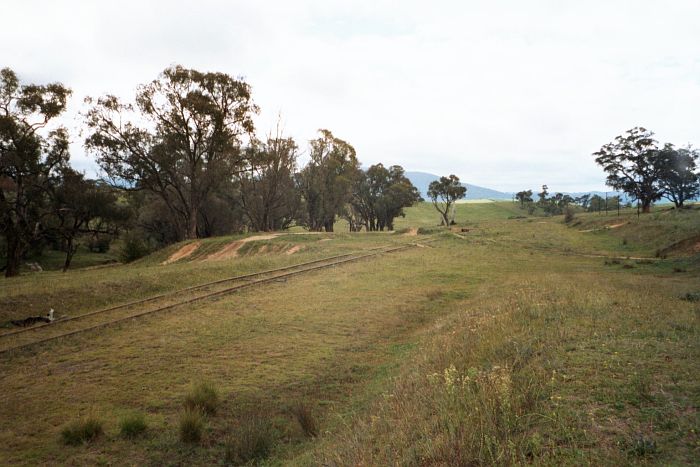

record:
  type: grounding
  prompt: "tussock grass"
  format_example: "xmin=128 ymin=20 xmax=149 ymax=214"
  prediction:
xmin=179 ymin=408 xmax=205 ymax=443
xmin=224 ymin=418 xmax=275 ymax=465
xmin=184 ymin=381 xmax=219 ymax=415
xmin=60 ymin=416 xmax=103 ymax=446
xmin=290 ymin=402 xmax=319 ymax=438
xmin=119 ymin=412 xmax=147 ymax=439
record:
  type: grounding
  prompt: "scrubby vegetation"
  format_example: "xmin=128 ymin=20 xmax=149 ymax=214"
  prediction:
xmin=118 ymin=412 xmax=148 ymax=439
xmin=184 ymin=381 xmax=220 ymax=416
xmin=60 ymin=416 xmax=103 ymax=446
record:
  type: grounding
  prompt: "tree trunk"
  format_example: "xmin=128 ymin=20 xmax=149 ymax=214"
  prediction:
xmin=186 ymin=205 xmax=198 ymax=239
xmin=62 ymin=238 xmax=76 ymax=272
xmin=5 ymin=232 xmax=22 ymax=278
xmin=641 ymin=201 xmax=651 ymax=213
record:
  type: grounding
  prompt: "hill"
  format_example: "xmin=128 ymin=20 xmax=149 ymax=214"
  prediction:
xmin=405 ymin=171 xmax=513 ymax=200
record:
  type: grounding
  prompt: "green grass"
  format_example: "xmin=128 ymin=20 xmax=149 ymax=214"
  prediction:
xmin=0 ymin=201 xmax=698 ymax=465
xmin=118 ymin=412 xmax=148 ymax=439
xmin=60 ymin=416 xmax=104 ymax=446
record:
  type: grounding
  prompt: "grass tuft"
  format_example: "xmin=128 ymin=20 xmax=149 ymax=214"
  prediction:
xmin=291 ymin=402 xmax=319 ymax=437
xmin=119 ymin=412 xmax=148 ymax=439
xmin=179 ymin=408 xmax=205 ymax=443
xmin=184 ymin=381 xmax=219 ymax=415
xmin=60 ymin=416 xmax=103 ymax=446
xmin=224 ymin=418 xmax=275 ymax=465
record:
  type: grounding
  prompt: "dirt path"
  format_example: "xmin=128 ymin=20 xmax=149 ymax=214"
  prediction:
xmin=162 ymin=241 xmax=201 ymax=265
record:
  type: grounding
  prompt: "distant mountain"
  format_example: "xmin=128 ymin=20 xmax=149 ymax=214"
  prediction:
xmin=404 ymin=171 xmax=634 ymax=203
xmin=405 ymin=171 xmax=514 ymax=200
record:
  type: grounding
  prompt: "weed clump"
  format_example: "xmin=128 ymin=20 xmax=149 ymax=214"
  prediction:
xmin=61 ymin=416 xmax=103 ymax=446
xmin=119 ymin=412 xmax=147 ymax=439
xmin=179 ymin=408 xmax=205 ymax=443
xmin=184 ymin=381 xmax=219 ymax=415
xmin=680 ymin=292 xmax=700 ymax=302
xmin=224 ymin=419 xmax=275 ymax=464
xmin=291 ymin=402 xmax=319 ymax=437
xmin=627 ymin=435 xmax=658 ymax=457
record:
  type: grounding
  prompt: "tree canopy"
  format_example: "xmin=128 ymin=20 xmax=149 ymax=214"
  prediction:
xmin=427 ymin=175 xmax=467 ymax=225
xmin=84 ymin=65 xmax=258 ymax=239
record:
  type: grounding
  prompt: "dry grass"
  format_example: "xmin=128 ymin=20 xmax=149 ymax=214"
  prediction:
xmin=0 ymin=203 xmax=697 ymax=465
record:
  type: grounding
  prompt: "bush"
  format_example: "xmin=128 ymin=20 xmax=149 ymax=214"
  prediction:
xmin=119 ymin=232 xmax=150 ymax=263
xmin=184 ymin=381 xmax=219 ymax=415
xmin=224 ymin=419 xmax=275 ymax=465
xmin=88 ymin=236 xmax=112 ymax=253
xmin=291 ymin=402 xmax=318 ymax=437
xmin=564 ymin=206 xmax=575 ymax=223
xmin=61 ymin=416 xmax=103 ymax=446
xmin=119 ymin=412 xmax=147 ymax=439
xmin=179 ymin=408 xmax=205 ymax=443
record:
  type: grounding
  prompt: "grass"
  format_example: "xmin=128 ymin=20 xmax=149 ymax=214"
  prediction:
xmin=119 ymin=412 xmax=147 ymax=439
xmin=224 ymin=418 xmax=275 ymax=465
xmin=60 ymin=416 xmax=103 ymax=446
xmin=0 ymin=201 xmax=697 ymax=465
xmin=184 ymin=381 xmax=219 ymax=415
xmin=179 ymin=408 xmax=205 ymax=443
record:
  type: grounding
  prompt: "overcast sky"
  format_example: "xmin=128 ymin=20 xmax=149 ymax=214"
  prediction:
xmin=2 ymin=1 xmax=699 ymax=192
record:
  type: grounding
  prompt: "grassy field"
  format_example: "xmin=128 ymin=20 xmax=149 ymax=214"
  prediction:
xmin=0 ymin=202 xmax=698 ymax=465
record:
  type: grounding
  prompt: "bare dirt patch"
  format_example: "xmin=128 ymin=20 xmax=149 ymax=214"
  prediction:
xmin=205 ymin=234 xmax=280 ymax=261
xmin=285 ymin=245 xmax=303 ymax=255
xmin=162 ymin=241 xmax=201 ymax=265
xmin=658 ymin=233 xmax=700 ymax=257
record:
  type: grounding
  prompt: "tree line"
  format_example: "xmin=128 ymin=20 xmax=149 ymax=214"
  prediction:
xmin=0 ymin=65 xmax=426 ymax=277
xmin=514 ymin=127 xmax=699 ymax=216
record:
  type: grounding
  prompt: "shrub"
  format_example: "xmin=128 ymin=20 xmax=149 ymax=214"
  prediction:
xmin=88 ymin=236 xmax=112 ymax=253
xmin=564 ymin=206 xmax=575 ymax=223
xmin=61 ymin=416 xmax=103 ymax=446
xmin=119 ymin=412 xmax=147 ymax=439
xmin=680 ymin=292 xmax=700 ymax=302
xmin=119 ymin=232 xmax=150 ymax=263
xmin=184 ymin=381 xmax=219 ymax=415
xmin=224 ymin=419 xmax=275 ymax=464
xmin=291 ymin=402 xmax=318 ymax=437
xmin=179 ymin=408 xmax=205 ymax=443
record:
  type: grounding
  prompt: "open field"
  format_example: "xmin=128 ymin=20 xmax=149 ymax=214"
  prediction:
xmin=1 ymin=202 xmax=698 ymax=465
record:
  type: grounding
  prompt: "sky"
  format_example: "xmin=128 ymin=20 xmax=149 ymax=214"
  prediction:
xmin=2 ymin=0 xmax=699 ymax=192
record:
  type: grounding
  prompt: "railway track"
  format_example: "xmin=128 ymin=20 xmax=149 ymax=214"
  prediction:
xmin=0 ymin=242 xmax=427 ymax=355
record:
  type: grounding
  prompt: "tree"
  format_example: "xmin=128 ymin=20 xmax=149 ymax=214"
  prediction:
xmin=515 ymin=190 xmax=533 ymax=208
xmin=349 ymin=164 xmax=421 ymax=231
xmin=84 ymin=65 xmax=258 ymax=240
xmin=0 ymin=68 xmax=71 ymax=277
xmin=47 ymin=169 xmax=127 ymax=271
xmin=574 ymin=194 xmax=591 ymax=209
xmin=593 ymin=127 xmax=665 ymax=213
xmin=238 ymin=132 xmax=300 ymax=231
xmin=427 ymin=175 xmax=467 ymax=226
xmin=658 ymin=144 xmax=699 ymax=208
xmin=296 ymin=130 xmax=360 ymax=232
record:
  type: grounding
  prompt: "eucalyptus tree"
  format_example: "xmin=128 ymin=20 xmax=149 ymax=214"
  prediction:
xmin=350 ymin=164 xmax=421 ymax=231
xmin=297 ymin=130 xmax=360 ymax=232
xmin=84 ymin=65 xmax=258 ymax=240
xmin=427 ymin=175 xmax=467 ymax=226
xmin=658 ymin=144 xmax=699 ymax=208
xmin=0 ymin=68 xmax=71 ymax=277
xmin=593 ymin=127 xmax=665 ymax=213
xmin=238 ymin=133 xmax=300 ymax=231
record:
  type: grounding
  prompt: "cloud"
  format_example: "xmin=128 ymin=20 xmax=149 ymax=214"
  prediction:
xmin=2 ymin=0 xmax=699 ymax=192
